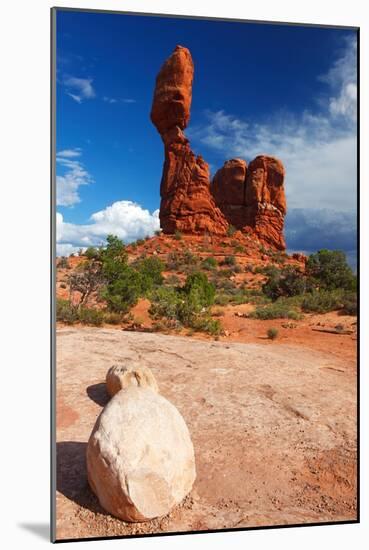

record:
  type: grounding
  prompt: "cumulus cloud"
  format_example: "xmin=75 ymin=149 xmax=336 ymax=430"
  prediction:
xmin=188 ymin=36 xmax=357 ymax=214
xmin=64 ymin=75 xmax=96 ymax=103
xmin=56 ymin=148 xmax=93 ymax=207
xmin=56 ymin=201 xmax=160 ymax=255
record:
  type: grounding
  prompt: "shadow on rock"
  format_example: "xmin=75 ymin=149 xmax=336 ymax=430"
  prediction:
xmin=56 ymin=441 xmax=107 ymax=515
xmin=87 ymin=383 xmax=109 ymax=407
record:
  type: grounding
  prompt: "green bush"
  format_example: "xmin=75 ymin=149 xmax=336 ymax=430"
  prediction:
xmin=190 ymin=316 xmax=222 ymax=336
xmin=183 ymin=272 xmax=215 ymax=307
xmin=262 ymin=265 xmax=307 ymax=300
xmin=101 ymin=266 xmax=145 ymax=313
xmin=149 ymin=287 xmax=181 ymax=321
xmin=223 ymin=255 xmax=236 ymax=266
xmin=165 ymin=274 xmax=181 ymax=287
xmin=306 ymin=249 xmax=356 ymax=291
xmin=103 ymin=311 xmax=124 ymax=325
xmin=301 ymin=289 xmax=345 ymax=313
xmin=250 ymin=302 xmax=302 ymax=320
xmin=56 ymin=299 xmax=79 ymax=323
xmin=202 ymin=256 xmax=218 ymax=271
xmin=78 ymin=307 xmax=104 ymax=326
xmin=174 ymin=230 xmax=183 ymax=240
xmin=85 ymin=246 xmax=101 ymax=260
xmin=267 ymin=327 xmax=279 ymax=340
xmin=341 ymin=292 xmax=357 ymax=315
xmin=135 ymin=256 xmax=164 ymax=290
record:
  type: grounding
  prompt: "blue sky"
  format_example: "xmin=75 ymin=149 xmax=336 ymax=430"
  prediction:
xmin=55 ymin=9 xmax=357 ymax=265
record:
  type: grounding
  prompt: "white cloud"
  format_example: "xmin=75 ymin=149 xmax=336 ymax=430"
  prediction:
xmin=56 ymin=201 xmax=160 ymax=255
xmin=103 ymin=96 xmax=136 ymax=104
xmin=56 ymin=148 xmax=82 ymax=158
xmin=319 ymin=37 xmax=357 ymax=123
xmin=56 ymin=148 xmax=92 ymax=207
xmin=188 ymin=36 xmax=357 ymax=213
xmin=64 ymin=76 xmax=96 ymax=103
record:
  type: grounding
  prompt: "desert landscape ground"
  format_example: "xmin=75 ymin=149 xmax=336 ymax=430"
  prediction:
xmin=56 ymin=327 xmax=356 ymax=539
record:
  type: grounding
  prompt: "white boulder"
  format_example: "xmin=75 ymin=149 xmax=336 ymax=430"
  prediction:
xmin=86 ymin=386 xmax=196 ymax=522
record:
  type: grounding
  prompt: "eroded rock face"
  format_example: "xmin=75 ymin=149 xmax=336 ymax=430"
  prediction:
xmin=212 ymin=158 xmax=248 ymax=229
xmin=106 ymin=363 xmax=159 ymax=398
xmin=151 ymin=46 xmax=228 ymax=235
xmin=87 ymin=386 xmax=196 ymax=522
xmin=212 ymin=155 xmax=286 ymax=250
xmin=245 ymin=155 xmax=286 ymax=250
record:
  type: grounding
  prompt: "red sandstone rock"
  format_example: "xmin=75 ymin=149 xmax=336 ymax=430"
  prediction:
xmin=212 ymin=159 xmax=248 ymax=228
xmin=245 ymin=155 xmax=286 ymax=215
xmin=151 ymin=45 xmax=194 ymax=135
xmin=245 ymin=155 xmax=286 ymax=250
xmin=151 ymin=46 xmax=228 ymax=235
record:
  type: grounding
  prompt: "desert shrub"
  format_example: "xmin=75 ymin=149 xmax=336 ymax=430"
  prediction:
xmin=56 ymin=299 xmax=79 ymax=324
xmin=183 ymin=272 xmax=215 ymax=307
xmin=165 ymin=274 xmax=181 ymax=287
xmin=85 ymin=246 xmax=101 ymax=260
xmin=103 ymin=311 xmax=124 ymax=325
xmin=262 ymin=265 xmax=307 ymax=300
xmin=135 ymin=256 xmax=164 ymax=290
xmin=68 ymin=258 xmax=105 ymax=306
xmin=190 ymin=316 xmax=222 ymax=336
xmin=57 ymin=256 xmax=70 ymax=269
xmin=227 ymin=225 xmax=236 ymax=237
xmin=233 ymin=264 xmax=242 ymax=273
xmin=245 ymin=264 xmax=254 ymax=273
xmin=166 ymin=251 xmax=180 ymax=270
xmin=250 ymin=302 xmax=302 ymax=320
xmin=136 ymin=239 xmax=145 ymax=246
xmin=267 ymin=327 xmax=279 ymax=340
xmin=101 ymin=267 xmax=145 ymax=313
xmin=341 ymin=292 xmax=357 ymax=315
xmin=202 ymin=256 xmax=218 ymax=271
xmin=174 ymin=230 xmax=183 ymax=240
xmin=223 ymin=255 xmax=236 ymax=266
xmin=149 ymin=287 xmax=181 ymax=321
xmin=306 ymin=249 xmax=356 ymax=291
xmin=182 ymin=250 xmax=198 ymax=266
xmin=214 ymin=294 xmax=230 ymax=306
xmin=78 ymin=307 xmax=104 ymax=326
xmin=301 ymin=289 xmax=345 ymax=313
xmin=154 ymin=229 xmax=162 ymax=236
xmin=234 ymin=244 xmax=245 ymax=253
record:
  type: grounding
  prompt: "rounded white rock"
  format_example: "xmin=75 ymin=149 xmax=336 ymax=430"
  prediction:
xmin=86 ymin=386 xmax=196 ymax=522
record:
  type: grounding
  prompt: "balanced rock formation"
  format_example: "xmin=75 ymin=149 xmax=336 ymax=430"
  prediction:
xmin=151 ymin=45 xmax=287 ymax=249
xmin=151 ymin=45 xmax=228 ymax=235
xmin=87 ymin=385 xmax=196 ymax=522
xmin=212 ymin=155 xmax=286 ymax=250
xmin=106 ymin=363 xmax=159 ymax=398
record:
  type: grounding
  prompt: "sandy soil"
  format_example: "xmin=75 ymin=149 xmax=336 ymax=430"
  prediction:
xmin=55 ymin=327 xmax=357 ymax=541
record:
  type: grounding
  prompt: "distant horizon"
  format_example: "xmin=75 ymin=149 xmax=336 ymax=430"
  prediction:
xmin=55 ymin=9 xmax=357 ymax=266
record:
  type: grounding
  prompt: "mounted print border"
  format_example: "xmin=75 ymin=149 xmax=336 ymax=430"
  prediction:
xmin=51 ymin=6 xmax=360 ymax=543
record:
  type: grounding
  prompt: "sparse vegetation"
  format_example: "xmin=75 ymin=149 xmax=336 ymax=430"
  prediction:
xmin=267 ymin=327 xmax=279 ymax=340
xmin=202 ymin=256 xmax=218 ymax=271
xmin=174 ymin=230 xmax=183 ymax=240
xmin=227 ymin=225 xmax=236 ymax=237
xmin=57 ymin=256 xmax=70 ymax=269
